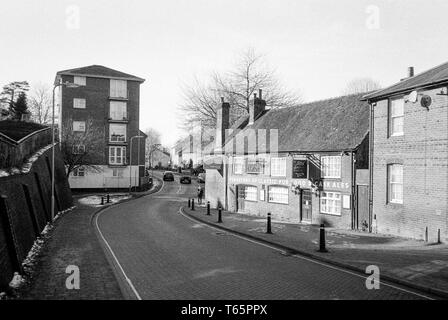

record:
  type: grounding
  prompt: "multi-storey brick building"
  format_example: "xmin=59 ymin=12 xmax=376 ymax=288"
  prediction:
xmin=205 ymin=91 xmax=370 ymax=229
xmin=364 ymin=64 xmax=448 ymax=242
xmin=55 ymin=65 xmax=147 ymax=190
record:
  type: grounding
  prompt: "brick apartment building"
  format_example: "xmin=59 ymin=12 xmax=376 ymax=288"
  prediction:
xmin=205 ymin=91 xmax=370 ymax=229
xmin=55 ymin=65 xmax=147 ymax=190
xmin=364 ymin=63 xmax=448 ymax=242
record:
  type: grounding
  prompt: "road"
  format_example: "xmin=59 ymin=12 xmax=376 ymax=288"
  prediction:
xmin=95 ymin=173 xmax=433 ymax=300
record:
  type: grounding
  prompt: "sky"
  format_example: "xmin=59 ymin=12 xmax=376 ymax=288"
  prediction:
xmin=1 ymin=0 xmax=448 ymax=147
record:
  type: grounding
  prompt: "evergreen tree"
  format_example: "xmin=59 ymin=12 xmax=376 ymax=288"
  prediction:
xmin=9 ymin=92 xmax=29 ymax=120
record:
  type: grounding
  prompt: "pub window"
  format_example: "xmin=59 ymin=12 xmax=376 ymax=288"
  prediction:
xmin=389 ymin=97 xmax=404 ymax=136
xmin=244 ymin=186 xmax=258 ymax=202
xmin=321 ymin=156 xmax=341 ymax=178
xmin=320 ymin=192 xmax=341 ymax=215
xmin=73 ymin=98 xmax=86 ymax=109
xmin=268 ymin=186 xmax=289 ymax=204
xmin=233 ymin=157 xmax=244 ymax=174
xmin=388 ymin=164 xmax=403 ymax=204
xmin=270 ymin=157 xmax=286 ymax=177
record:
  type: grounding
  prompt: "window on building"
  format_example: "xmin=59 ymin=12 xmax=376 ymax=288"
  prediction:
xmin=268 ymin=186 xmax=289 ymax=204
xmin=321 ymin=156 xmax=341 ymax=178
xmin=110 ymin=79 xmax=127 ymax=98
xmin=109 ymin=124 xmax=126 ymax=142
xmin=73 ymin=167 xmax=85 ymax=177
xmin=73 ymin=121 xmax=86 ymax=132
xmin=320 ymin=192 xmax=341 ymax=215
xmin=233 ymin=157 xmax=244 ymax=174
xmin=388 ymin=164 xmax=403 ymax=204
xmin=245 ymin=158 xmax=265 ymax=174
xmin=74 ymin=76 xmax=86 ymax=86
xmin=109 ymin=146 xmax=126 ymax=165
xmin=389 ymin=97 xmax=404 ymax=136
xmin=110 ymin=101 xmax=127 ymax=120
xmin=72 ymin=144 xmax=85 ymax=154
xmin=112 ymin=168 xmax=124 ymax=177
xmin=244 ymin=186 xmax=258 ymax=202
xmin=270 ymin=157 xmax=286 ymax=177
xmin=73 ymin=98 xmax=86 ymax=109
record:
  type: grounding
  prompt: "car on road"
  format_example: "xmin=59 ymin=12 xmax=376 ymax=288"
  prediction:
xmin=180 ymin=175 xmax=191 ymax=184
xmin=163 ymin=171 xmax=175 ymax=181
xmin=197 ymin=172 xmax=205 ymax=183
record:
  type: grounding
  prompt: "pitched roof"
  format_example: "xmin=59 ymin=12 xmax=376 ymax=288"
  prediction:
xmin=363 ymin=61 xmax=448 ymax=101
xmin=56 ymin=65 xmax=145 ymax=82
xmin=223 ymin=93 xmax=370 ymax=154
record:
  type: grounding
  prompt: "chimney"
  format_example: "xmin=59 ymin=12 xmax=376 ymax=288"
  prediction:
xmin=249 ymin=89 xmax=266 ymax=125
xmin=215 ymin=97 xmax=230 ymax=152
xmin=408 ymin=66 xmax=414 ymax=78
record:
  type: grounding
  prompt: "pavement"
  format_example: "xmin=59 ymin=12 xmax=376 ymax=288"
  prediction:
xmin=17 ymin=179 xmax=163 ymax=300
xmin=183 ymin=204 xmax=448 ymax=299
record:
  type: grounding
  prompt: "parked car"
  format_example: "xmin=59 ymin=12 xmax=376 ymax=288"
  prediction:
xmin=163 ymin=171 xmax=175 ymax=181
xmin=197 ymin=172 xmax=205 ymax=183
xmin=180 ymin=175 xmax=191 ymax=184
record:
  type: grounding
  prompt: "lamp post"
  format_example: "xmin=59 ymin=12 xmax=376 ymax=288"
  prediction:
xmin=129 ymin=135 xmax=144 ymax=193
xmin=51 ymin=80 xmax=80 ymax=221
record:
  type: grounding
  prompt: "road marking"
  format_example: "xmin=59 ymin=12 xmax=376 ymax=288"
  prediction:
xmin=176 ymin=184 xmax=182 ymax=194
xmin=178 ymin=207 xmax=434 ymax=300
xmin=94 ymin=209 xmax=142 ymax=300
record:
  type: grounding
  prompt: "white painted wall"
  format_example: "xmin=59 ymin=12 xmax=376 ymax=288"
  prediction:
xmin=68 ymin=165 xmax=141 ymax=189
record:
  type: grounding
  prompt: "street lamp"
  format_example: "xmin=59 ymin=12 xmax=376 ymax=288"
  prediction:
xmin=51 ymin=80 xmax=80 ymax=221
xmin=129 ymin=135 xmax=144 ymax=193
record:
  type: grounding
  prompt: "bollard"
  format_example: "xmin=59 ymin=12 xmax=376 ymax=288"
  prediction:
xmin=188 ymin=198 xmax=191 ymax=208
xmin=438 ymin=229 xmax=441 ymax=244
xmin=191 ymin=198 xmax=195 ymax=211
xmin=266 ymin=212 xmax=272 ymax=234
xmin=107 ymin=193 xmax=110 ymax=203
xmin=101 ymin=196 xmax=104 ymax=205
xmin=319 ymin=223 xmax=328 ymax=252
xmin=207 ymin=201 xmax=210 ymax=215
xmin=218 ymin=206 xmax=222 ymax=223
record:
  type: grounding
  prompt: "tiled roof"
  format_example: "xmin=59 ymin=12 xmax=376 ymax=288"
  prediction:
xmin=363 ymin=61 xmax=448 ymax=101
xmin=224 ymin=93 xmax=370 ymax=153
xmin=56 ymin=65 xmax=145 ymax=82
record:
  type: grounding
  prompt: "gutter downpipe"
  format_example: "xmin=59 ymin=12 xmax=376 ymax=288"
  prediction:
xmin=351 ymin=150 xmax=356 ymax=230
xmin=368 ymin=101 xmax=376 ymax=233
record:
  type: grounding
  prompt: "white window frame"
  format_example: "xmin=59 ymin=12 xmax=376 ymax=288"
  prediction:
xmin=72 ymin=144 xmax=85 ymax=154
xmin=321 ymin=156 xmax=341 ymax=178
xmin=245 ymin=158 xmax=265 ymax=174
xmin=268 ymin=186 xmax=289 ymax=204
xmin=233 ymin=157 xmax=244 ymax=175
xmin=73 ymin=98 xmax=86 ymax=109
xmin=320 ymin=192 xmax=341 ymax=215
xmin=388 ymin=164 xmax=403 ymax=204
xmin=109 ymin=123 xmax=127 ymax=142
xmin=110 ymin=79 xmax=127 ymax=98
xmin=73 ymin=76 xmax=86 ymax=86
xmin=72 ymin=121 xmax=86 ymax=132
xmin=109 ymin=101 xmax=127 ymax=120
xmin=244 ymin=186 xmax=258 ymax=202
xmin=389 ymin=97 xmax=404 ymax=137
xmin=109 ymin=146 xmax=126 ymax=165
xmin=73 ymin=167 xmax=85 ymax=177
xmin=112 ymin=168 xmax=124 ymax=177
xmin=270 ymin=157 xmax=286 ymax=177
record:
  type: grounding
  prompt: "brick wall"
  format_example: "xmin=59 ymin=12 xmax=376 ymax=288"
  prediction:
xmin=372 ymin=87 xmax=448 ymax=242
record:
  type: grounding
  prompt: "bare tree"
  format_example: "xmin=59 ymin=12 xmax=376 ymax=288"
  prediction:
xmin=342 ymin=77 xmax=382 ymax=95
xmin=179 ymin=48 xmax=302 ymax=130
xmin=60 ymin=117 xmax=104 ymax=177
xmin=143 ymin=127 xmax=162 ymax=167
xmin=29 ymin=83 xmax=52 ymax=124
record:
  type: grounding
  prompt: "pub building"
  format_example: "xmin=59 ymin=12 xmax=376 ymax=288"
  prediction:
xmin=205 ymin=91 xmax=371 ymax=230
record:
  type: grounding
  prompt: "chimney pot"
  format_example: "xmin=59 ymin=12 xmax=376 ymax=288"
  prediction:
xmin=408 ymin=66 xmax=414 ymax=78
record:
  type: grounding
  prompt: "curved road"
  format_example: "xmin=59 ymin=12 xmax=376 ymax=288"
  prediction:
xmin=95 ymin=174 xmax=433 ymax=300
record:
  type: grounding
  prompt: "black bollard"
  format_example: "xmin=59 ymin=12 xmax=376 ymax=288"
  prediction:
xmin=218 ymin=206 xmax=222 ymax=223
xmin=319 ymin=223 xmax=328 ymax=252
xmin=191 ymin=198 xmax=195 ymax=211
xmin=107 ymin=193 xmax=110 ymax=203
xmin=266 ymin=213 xmax=272 ymax=234
xmin=207 ymin=201 xmax=210 ymax=215
xmin=101 ymin=196 xmax=104 ymax=205
xmin=188 ymin=198 xmax=191 ymax=208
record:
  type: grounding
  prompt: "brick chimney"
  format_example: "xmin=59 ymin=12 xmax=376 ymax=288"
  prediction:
xmin=249 ymin=89 xmax=266 ymax=125
xmin=408 ymin=66 xmax=414 ymax=78
xmin=215 ymin=97 xmax=230 ymax=152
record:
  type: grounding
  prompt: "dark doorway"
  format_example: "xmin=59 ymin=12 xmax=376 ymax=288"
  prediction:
xmin=356 ymin=185 xmax=370 ymax=231
xmin=236 ymin=185 xmax=245 ymax=213
xmin=301 ymin=190 xmax=312 ymax=222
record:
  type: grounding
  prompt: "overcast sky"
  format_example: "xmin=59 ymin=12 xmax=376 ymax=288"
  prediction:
xmin=1 ymin=0 xmax=448 ymax=146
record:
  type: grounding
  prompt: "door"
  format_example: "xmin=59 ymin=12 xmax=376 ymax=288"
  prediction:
xmin=301 ymin=190 xmax=312 ymax=222
xmin=356 ymin=185 xmax=369 ymax=231
xmin=236 ymin=185 xmax=245 ymax=213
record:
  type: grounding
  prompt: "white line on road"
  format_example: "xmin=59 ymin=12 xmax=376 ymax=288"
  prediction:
xmin=178 ymin=207 xmax=434 ymax=300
